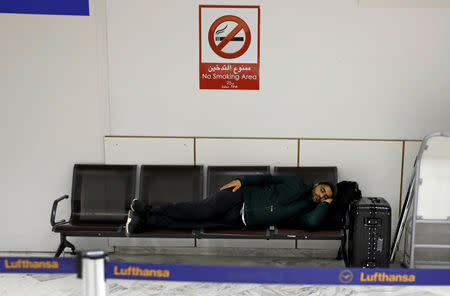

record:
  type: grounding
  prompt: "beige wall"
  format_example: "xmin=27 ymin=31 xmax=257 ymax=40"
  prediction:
xmin=1 ymin=0 xmax=449 ymax=252
xmin=105 ymin=136 xmax=420 ymax=249
xmin=107 ymin=0 xmax=450 ymax=139
xmin=1 ymin=0 xmax=109 ymax=251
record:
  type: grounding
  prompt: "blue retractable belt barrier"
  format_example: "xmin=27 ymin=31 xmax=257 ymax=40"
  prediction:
xmin=0 ymin=0 xmax=89 ymax=16
xmin=106 ymin=261 xmax=450 ymax=286
xmin=0 ymin=257 xmax=76 ymax=274
xmin=2 ymin=256 xmax=450 ymax=286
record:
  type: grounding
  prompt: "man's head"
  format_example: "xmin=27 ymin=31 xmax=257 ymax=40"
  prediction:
xmin=311 ymin=182 xmax=336 ymax=203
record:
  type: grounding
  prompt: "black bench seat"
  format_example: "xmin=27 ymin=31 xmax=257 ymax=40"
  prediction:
xmin=199 ymin=228 xmax=267 ymax=239
xmin=53 ymin=223 xmax=123 ymax=234
xmin=132 ymin=229 xmax=197 ymax=239
xmin=51 ymin=164 xmax=137 ymax=256
xmin=50 ymin=164 xmax=348 ymax=266
xmin=274 ymin=228 xmax=344 ymax=240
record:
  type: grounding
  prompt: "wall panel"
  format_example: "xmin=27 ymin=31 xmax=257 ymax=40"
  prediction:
xmin=105 ymin=137 xmax=196 ymax=247
xmin=105 ymin=137 xmax=194 ymax=165
xmin=107 ymin=0 xmax=450 ymax=139
xmin=359 ymin=0 xmax=450 ymax=8
xmin=196 ymin=138 xmax=298 ymax=167
xmin=0 ymin=0 xmax=107 ymax=251
xmin=300 ymin=140 xmax=403 ymax=236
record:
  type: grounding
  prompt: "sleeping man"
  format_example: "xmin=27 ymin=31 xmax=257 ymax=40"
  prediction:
xmin=125 ymin=174 xmax=336 ymax=235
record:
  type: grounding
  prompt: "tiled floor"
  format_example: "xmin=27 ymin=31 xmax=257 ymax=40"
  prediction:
xmin=1 ymin=249 xmax=450 ymax=296
xmin=109 ymin=246 xmax=349 ymax=268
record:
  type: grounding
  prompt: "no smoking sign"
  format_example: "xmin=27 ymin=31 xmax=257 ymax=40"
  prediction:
xmin=199 ymin=5 xmax=260 ymax=90
xmin=208 ymin=15 xmax=251 ymax=59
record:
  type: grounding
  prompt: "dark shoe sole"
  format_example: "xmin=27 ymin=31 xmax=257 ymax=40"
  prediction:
xmin=130 ymin=198 xmax=150 ymax=215
xmin=130 ymin=198 xmax=138 ymax=212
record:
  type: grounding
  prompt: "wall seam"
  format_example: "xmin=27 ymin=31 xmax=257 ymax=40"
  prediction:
xmin=399 ymin=141 xmax=406 ymax=216
xmin=104 ymin=135 xmax=422 ymax=142
xmin=104 ymin=0 xmax=113 ymax=135
xmin=193 ymin=138 xmax=197 ymax=166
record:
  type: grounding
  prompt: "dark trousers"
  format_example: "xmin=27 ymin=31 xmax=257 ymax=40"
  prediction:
xmin=146 ymin=189 xmax=244 ymax=229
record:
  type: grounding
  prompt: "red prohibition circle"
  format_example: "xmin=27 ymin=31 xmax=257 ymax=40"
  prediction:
xmin=208 ymin=15 xmax=251 ymax=59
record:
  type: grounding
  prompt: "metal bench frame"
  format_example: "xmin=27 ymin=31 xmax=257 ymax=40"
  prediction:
xmin=50 ymin=165 xmax=348 ymax=266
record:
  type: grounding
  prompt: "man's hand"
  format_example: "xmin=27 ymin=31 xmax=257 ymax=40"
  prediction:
xmin=322 ymin=198 xmax=333 ymax=204
xmin=220 ymin=179 xmax=242 ymax=192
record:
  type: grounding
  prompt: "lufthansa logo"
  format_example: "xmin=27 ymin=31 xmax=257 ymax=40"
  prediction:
xmin=339 ymin=269 xmax=353 ymax=284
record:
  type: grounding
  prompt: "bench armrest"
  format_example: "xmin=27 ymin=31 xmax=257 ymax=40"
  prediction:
xmin=50 ymin=195 xmax=69 ymax=227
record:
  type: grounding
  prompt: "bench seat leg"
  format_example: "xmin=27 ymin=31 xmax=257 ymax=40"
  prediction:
xmin=337 ymin=245 xmax=343 ymax=260
xmin=336 ymin=230 xmax=348 ymax=267
xmin=54 ymin=234 xmax=76 ymax=257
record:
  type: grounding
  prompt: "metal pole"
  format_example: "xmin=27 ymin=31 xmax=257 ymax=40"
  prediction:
xmin=410 ymin=155 xmax=421 ymax=268
xmin=402 ymin=220 xmax=408 ymax=266
xmin=410 ymin=135 xmax=433 ymax=268
xmin=390 ymin=174 xmax=415 ymax=262
xmin=77 ymin=251 xmax=107 ymax=296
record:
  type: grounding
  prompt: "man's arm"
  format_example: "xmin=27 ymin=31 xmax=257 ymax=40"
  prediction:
xmin=300 ymin=199 xmax=332 ymax=228
xmin=239 ymin=175 xmax=300 ymax=187
xmin=219 ymin=175 xmax=288 ymax=192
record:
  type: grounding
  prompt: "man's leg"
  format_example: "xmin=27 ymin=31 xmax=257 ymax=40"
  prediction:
xmin=151 ymin=189 xmax=243 ymax=221
xmin=147 ymin=198 xmax=244 ymax=229
xmin=128 ymin=189 xmax=243 ymax=233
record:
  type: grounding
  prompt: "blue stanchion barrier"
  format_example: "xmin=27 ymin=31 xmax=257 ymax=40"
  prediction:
xmin=0 ymin=0 xmax=89 ymax=16
xmin=2 ymin=256 xmax=450 ymax=286
xmin=105 ymin=261 xmax=450 ymax=286
xmin=0 ymin=257 xmax=76 ymax=274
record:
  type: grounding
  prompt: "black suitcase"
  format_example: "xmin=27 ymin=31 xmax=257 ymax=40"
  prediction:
xmin=348 ymin=197 xmax=391 ymax=268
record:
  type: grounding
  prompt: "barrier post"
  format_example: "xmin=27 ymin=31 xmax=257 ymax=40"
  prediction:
xmin=77 ymin=251 xmax=107 ymax=296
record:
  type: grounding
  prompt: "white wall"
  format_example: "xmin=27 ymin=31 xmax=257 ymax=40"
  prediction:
xmin=107 ymin=0 xmax=450 ymax=139
xmin=0 ymin=0 xmax=109 ymax=251
xmin=104 ymin=136 xmax=420 ymax=250
xmin=359 ymin=0 xmax=450 ymax=8
xmin=2 ymin=0 xmax=450 ymax=253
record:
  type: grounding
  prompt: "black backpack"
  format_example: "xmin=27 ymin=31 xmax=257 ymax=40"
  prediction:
xmin=321 ymin=181 xmax=362 ymax=228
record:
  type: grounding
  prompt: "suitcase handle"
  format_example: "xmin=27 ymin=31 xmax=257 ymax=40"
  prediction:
xmin=368 ymin=197 xmax=381 ymax=203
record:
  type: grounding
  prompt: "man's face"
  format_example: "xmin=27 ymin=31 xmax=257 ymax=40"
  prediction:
xmin=311 ymin=184 xmax=333 ymax=203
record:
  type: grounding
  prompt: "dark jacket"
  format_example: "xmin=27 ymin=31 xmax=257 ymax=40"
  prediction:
xmin=239 ymin=175 xmax=330 ymax=228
